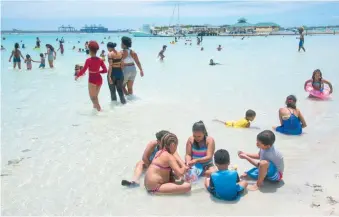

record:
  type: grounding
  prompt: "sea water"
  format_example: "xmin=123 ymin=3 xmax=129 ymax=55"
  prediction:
xmin=1 ymin=33 xmax=339 ymax=215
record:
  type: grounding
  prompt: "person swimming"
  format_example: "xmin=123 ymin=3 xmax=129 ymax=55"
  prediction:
xmin=1 ymin=45 xmax=5 ymax=50
xmin=209 ymin=59 xmax=220 ymax=66
xmin=273 ymin=95 xmax=307 ymax=135
xmin=304 ymin=69 xmax=333 ymax=95
xmin=8 ymin=43 xmax=25 ymax=69
xmin=217 ymin=45 xmax=222 ymax=51
xmin=24 ymin=54 xmax=33 ymax=70
xmin=158 ymin=45 xmax=167 ymax=61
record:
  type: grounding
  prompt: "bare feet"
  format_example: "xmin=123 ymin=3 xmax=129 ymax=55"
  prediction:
xmin=247 ymin=183 xmax=260 ymax=191
xmin=272 ymin=126 xmax=277 ymax=130
xmin=240 ymin=173 xmax=248 ymax=179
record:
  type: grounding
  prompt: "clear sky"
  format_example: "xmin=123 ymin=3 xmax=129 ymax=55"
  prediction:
xmin=1 ymin=0 xmax=339 ymax=30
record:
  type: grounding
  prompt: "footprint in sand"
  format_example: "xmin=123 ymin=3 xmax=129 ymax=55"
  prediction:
xmin=21 ymin=149 xmax=31 ymax=153
xmin=8 ymin=157 xmax=24 ymax=166
xmin=310 ymin=202 xmax=320 ymax=208
xmin=327 ymin=196 xmax=338 ymax=205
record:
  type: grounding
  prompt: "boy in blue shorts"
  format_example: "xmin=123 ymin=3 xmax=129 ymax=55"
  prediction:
xmin=205 ymin=149 xmax=248 ymax=201
xmin=238 ymin=130 xmax=284 ymax=191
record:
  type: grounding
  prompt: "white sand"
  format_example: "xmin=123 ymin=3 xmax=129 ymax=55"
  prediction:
xmin=1 ymin=34 xmax=339 ymax=215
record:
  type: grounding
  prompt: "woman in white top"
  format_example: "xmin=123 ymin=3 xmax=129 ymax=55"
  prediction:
xmin=120 ymin=36 xmax=144 ymax=95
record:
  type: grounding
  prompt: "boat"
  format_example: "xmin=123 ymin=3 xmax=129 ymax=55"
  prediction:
xmin=130 ymin=24 xmax=155 ymax=37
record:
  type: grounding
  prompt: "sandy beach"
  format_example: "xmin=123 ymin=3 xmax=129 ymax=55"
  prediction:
xmin=1 ymin=34 xmax=339 ymax=215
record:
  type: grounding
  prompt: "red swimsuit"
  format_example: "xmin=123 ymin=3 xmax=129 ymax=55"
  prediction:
xmin=77 ymin=57 xmax=107 ymax=86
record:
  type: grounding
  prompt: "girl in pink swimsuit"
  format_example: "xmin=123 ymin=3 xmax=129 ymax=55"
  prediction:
xmin=144 ymin=133 xmax=191 ymax=195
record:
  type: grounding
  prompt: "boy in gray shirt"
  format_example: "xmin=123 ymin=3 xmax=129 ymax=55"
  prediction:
xmin=238 ymin=130 xmax=284 ymax=191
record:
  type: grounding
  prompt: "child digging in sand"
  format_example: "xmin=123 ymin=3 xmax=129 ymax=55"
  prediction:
xmin=238 ymin=130 xmax=284 ymax=191
xmin=144 ymin=133 xmax=191 ymax=194
xmin=214 ymin=109 xmax=256 ymax=128
xmin=205 ymin=149 xmax=248 ymax=201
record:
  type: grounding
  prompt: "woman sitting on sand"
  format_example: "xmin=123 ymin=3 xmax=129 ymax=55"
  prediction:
xmin=144 ymin=132 xmax=191 ymax=194
xmin=273 ymin=95 xmax=307 ymax=135
xmin=121 ymin=130 xmax=186 ymax=187
xmin=185 ymin=121 xmax=216 ymax=177
xmin=120 ymin=36 xmax=144 ymax=96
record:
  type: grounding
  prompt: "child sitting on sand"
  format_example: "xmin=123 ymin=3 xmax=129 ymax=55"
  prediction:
xmin=121 ymin=130 xmax=186 ymax=187
xmin=304 ymin=69 xmax=333 ymax=94
xmin=24 ymin=54 xmax=33 ymax=70
xmin=205 ymin=149 xmax=248 ymax=201
xmin=144 ymin=133 xmax=191 ymax=194
xmin=214 ymin=109 xmax=256 ymax=128
xmin=238 ymin=130 xmax=284 ymax=191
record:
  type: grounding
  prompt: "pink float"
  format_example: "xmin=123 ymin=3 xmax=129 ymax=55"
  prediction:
xmin=305 ymin=82 xmax=331 ymax=99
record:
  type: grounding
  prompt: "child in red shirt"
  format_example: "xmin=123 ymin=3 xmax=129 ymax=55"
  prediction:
xmin=75 ymin=41 xmax=107 ymax=111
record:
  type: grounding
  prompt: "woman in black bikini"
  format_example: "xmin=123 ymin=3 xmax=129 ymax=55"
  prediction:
xmin=107 ymin=42 xmax=126 ymax=104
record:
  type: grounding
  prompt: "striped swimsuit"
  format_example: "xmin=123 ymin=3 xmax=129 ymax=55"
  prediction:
xmin=192 ymin=140 xmax=213 ymax=168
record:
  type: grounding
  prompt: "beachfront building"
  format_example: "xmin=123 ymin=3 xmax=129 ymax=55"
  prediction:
xmin=80 ymin=25 xmax=108 ymax=33
xmin=229 ymin=18 xmax=254 ymax=34
xmin=254 ymin=22 xmax=280 ymax=33
xmin=58 ymin=25 xmax=76 ymax=32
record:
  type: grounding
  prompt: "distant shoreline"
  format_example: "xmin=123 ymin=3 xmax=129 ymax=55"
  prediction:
xmin=1 ymin=30 xmax=130 ymax=34
xmin=1 ymin=31 xmax=337 ymax=37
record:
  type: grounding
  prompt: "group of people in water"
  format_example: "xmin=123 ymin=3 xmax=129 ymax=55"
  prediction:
xmin=4 ymin=30 xmax=334 ymax=200
xmin=74 ymin=37 xmax=144 ymax=111
xmin=7 ymin=37 xmax=58 ymax=70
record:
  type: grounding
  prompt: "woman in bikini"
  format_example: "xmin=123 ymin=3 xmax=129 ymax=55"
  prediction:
xmin=75 ymin=41 xmax=107 ymax=111
xmin=144 ymin=133 xmax=191 ymax=195
xmin=9 ymin=43 xmax=25 ymax=69
xmin=107 ymin=42 xmax=126 ymax=104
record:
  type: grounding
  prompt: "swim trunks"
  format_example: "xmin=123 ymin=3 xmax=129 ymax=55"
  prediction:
xmin=13 ymin=57 xmax=21 ymax=63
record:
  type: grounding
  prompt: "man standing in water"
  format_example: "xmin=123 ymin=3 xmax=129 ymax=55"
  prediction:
xmin=298 ymin=27 xmax=306 ymax=52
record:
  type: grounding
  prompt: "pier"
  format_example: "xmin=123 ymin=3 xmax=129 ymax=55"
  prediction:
xmin=58 ymin=25 xmax=76 ymax=32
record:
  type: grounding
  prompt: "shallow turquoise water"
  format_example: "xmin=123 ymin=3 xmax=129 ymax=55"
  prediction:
xmin=1 ymin=33 xmax=339 ymax=215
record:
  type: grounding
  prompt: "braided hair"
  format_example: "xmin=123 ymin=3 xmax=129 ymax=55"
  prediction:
xmin=160 ymin=133 xmax=178 ymax=153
